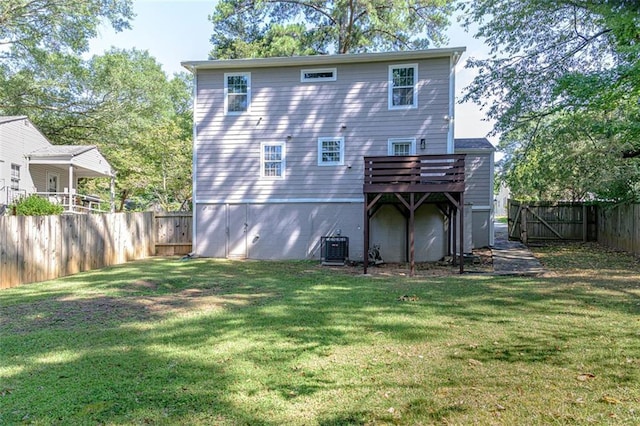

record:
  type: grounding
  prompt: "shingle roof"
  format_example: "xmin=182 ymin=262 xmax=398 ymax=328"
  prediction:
xmin=454 ymin=138 xmax=495 ymax=151
xmin=29 ymin=145 xmax=97 ymax=158
xmin=0 ymin=116 xmax=28 ymax=125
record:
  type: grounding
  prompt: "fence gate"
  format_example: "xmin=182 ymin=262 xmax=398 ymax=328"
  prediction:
xmin=507 ymin=200 xmax=597 ymax=243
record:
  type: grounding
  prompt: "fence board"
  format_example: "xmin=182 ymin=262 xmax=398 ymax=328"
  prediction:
xmin=598 ymin=204 xmax=640 ymax=257
xmin=155 ymin=213 xmax=192 ymax=256
xmin=0 ymin=212 xmax=156 ymax=288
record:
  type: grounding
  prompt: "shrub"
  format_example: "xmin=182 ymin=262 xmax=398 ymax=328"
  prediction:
xmin=12 ymin=195 xmax=65 ymax=216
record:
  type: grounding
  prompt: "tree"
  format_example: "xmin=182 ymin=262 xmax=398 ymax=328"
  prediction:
xmin=461 ymin=0 xmax=640 ymax=201
xmin=209 ymin=0 xmax=455 ymax=58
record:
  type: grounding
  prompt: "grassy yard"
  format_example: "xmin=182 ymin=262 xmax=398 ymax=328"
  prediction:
xmin=1 ymin=244 xmax=639 ymax=425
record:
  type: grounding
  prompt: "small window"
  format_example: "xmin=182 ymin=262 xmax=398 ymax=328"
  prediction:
xmin=388 ymin=138 xmax=416 ymax=156
xmin=318 ymin=137 xmax=344 ymax=166
xmin=261 ymin=142 xmax=285 ymax=178
xmin=301 ymin=68 xmax=337 ymax=82
xmin=10 ymin=164 xmax=20 ymax=190
xmin=225 ymin=72 xmax=251 ymax=114
xmin=388 ymin=64 xmax=418 ymax=109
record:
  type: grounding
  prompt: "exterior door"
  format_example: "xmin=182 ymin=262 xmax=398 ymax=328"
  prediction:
xmin=227 ymin=204 xmax=248 ymax=259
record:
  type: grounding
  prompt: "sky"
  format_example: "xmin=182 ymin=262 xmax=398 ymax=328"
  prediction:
xmin=88 ymin=0 xmax=496 ymax=143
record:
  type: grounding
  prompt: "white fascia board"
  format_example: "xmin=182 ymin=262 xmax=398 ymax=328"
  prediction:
xmin=182 ymin=47 xmax=467 ymax=72
xmin=195 ymin=198 xmax=365 ymax=204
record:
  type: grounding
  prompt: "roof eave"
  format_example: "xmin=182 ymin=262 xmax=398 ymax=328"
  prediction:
xmin=182 ymin=47 xmax=467 ymax=72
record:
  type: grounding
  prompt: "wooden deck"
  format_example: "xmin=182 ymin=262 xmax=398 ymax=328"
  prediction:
xmin=363 ymin=154 xmax=466 ymax=276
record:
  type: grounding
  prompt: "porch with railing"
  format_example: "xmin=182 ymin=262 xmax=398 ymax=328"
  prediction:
xmin=34 ymin=191 xmax=106 ymax=213
xmin=363 ymin=154 xmax=467 ymax=276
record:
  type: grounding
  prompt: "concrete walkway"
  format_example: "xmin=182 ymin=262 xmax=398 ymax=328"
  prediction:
xmin=492 ymin=222 xmax=545 ymax=276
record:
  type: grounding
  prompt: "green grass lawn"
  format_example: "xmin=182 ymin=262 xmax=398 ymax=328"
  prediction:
xmin=1 ymin=244 xmax=639 ymax=425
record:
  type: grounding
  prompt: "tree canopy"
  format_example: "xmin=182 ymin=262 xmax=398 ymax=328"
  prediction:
xmin=461 ymin=0 xmax=640 ymax=201
xmin=209 ymin=0 xmax=455 ymax=58
xmin=0 ymin=0 xmax=193 ymax=211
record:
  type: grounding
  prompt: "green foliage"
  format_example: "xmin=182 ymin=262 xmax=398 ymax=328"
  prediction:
xmin=209 ymin=0 xmax=455 ymax=58
xmin=2 ymin=256 xmax=640 ymax=424
xmin=462 ymin=0 xmax=640 ymax=201
xmin=12 ymin=194 xmax=65 ymax=216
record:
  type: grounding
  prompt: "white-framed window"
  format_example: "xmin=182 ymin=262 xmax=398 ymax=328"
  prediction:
xmin=10 ymin=164 xmax=20 ymax=190
xmin=224 ymin=72 xmax=251 ymax=114
xmin=318 ymin=137 xmax=344 ymax=166
xmin=261 ymin=142 xmax=285 ymax=178
xmin=388 ymin=138 xmax=416 ymax=156
xmin=301 ymin=68 xmax=337 ymax=82
xmin=46 ymin=172 xmax=59 ymax=193
xmin=388 ymin=64 xmax=418 ymax=110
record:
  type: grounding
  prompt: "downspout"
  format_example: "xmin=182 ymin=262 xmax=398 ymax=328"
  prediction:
xmin=68 ymin=164 xmax=74 ymax=212
xmin=447 ymin=51 xmax=461 ymax=154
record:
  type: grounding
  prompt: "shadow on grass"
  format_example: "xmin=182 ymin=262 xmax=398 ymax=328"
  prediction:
xmin=1 ymin=253 xmax=639 ymax=424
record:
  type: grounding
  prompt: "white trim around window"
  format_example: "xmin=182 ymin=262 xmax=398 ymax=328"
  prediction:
xmin=388 ymin=138 xmax=416 ymax=156
xmin=260 ymin=142 xmax=285 ymax=179
xmin=301 ymin=68 xmax=337 ymax=82
xmin=317 ymin=137 xmax=344 ymax=166
xmin=388 ymin=64 xmax=418 ymax=110
xmin=224 ymin=72 xmax=251 ymax=115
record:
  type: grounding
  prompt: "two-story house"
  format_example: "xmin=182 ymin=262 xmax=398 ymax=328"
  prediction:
xmin=0 ymin=116 xmax=115 ymax=213
xmin=183 ymin=48 xmax=492 ymax=274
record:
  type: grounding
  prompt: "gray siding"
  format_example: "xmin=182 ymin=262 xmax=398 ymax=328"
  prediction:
xmin=0 ymin=118 xmax=50 ymax=203
xmin=194 ymin=57 xmax=452 ymax=203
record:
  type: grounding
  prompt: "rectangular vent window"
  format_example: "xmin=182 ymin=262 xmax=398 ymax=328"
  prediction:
xmin=301 ymin=68 xmax=337 ymax=82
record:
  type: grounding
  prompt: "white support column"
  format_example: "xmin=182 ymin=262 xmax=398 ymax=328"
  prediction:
xmin=68 ymin=164 xmax=74 ymax=212
xmin=110 ymin=174 xmax=116 ymax=213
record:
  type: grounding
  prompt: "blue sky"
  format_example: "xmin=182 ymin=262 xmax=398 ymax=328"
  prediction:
xmin=88 ymin=0 xmax=495 ymax=141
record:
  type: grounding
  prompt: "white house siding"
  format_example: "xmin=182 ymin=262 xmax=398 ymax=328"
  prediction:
xmin=193 ymin=54 xmax=457 ymax=261
xmin=0 ymin=117 xmax=49 ymax=204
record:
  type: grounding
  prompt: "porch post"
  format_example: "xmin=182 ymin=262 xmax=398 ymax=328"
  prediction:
xmin=459 ymin=193 xmax=464 ymax=274
xmin=363 ymin=194 xmax=369 ymax=274
xmin=68 ymin=164 xmax=74 ymax=212
xmin=110 ymin=174 xmax=116 ymax=213
xmin=409 ymin=193 xmax=415 ymax=277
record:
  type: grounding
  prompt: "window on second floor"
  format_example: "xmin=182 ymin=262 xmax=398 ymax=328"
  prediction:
xmin=261 ymin=142 xmax=285 ymax=179
xmin=388 ymin=64 xmax=418 ymax=110
xmin=388 ymin=138 xmax=416 ymax=156
xmin=225 ymin=72 xmax=251 ymax=114
xmin=10 ymin=164 xmax=20 ymax=190
xmin=318 ymin=137 xmax=344 ymax=166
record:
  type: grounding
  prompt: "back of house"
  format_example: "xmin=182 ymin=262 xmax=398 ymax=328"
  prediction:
xmin=184 ymin=48 xmax=474 ymax=262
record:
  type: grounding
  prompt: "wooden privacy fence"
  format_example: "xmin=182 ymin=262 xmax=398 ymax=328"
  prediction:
xmin=0 ymin=211 xmax=194 ymax=289
xmin=154 ymin=212 xmax=192 ymax=256
xmin=508 ymin=200 xmax=598 ymax=243
xmin=598 ymin=203 xmax=640 ymax=256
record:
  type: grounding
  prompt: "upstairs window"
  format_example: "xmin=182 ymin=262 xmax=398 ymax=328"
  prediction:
xmin=225 ymin=72 xmax=251 ymax=114
xmin=261 ymin=142 xmax=285 ymax=178
xmin=318 ymin=137 xmax=344 ymax=166
xmin=388 ymin=138 xmax=416 ymax=156
xmin=301 ymin=68 xmax=337 ymax=82
xmin=388 ymin=64 xmax=418 ymax=110
xmin=10 ymin=164 xmax=20 ymax=190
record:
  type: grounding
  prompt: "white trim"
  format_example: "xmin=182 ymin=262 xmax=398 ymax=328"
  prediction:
xmin=317 ymin=137 xmax=344 ymax=166
xmin=224 ymin=72 xmax=251 ymax=115
xmin=182 ymin=47 xmax=466 ymax=71
xmin=301 ymin=68 xmax=337 ymax=82
xmin=388 ymin=64 xmax=418 ymax=110
xmin=447 ymin=55 xmax=456 ymax=154
xmin=260 ymin=141 xmax=286 ymax=179
xmin=192 ymin=71 xmax=199 ymax=254
xmin=471 ymin=205 xmax=492 ymax=211
xmin=387 ymin=138 xmax=416 ymax=155
xmin=195 ymin=198 xmax=364 ymax=204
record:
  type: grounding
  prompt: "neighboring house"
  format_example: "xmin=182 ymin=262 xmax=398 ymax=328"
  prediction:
xmin=494 ymin=181 xmax=510 ymax=217
xmin=183 ymin=48 xmax=495 ymax=272
xmin=0 ymin=116 xmax=115 ymax=213
xmin=454 ymin=138 xmax=495 ymax=248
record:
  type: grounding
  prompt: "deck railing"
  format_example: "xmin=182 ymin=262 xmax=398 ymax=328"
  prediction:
xmin=363 ymin=154 xmax=466 ymax=193
xmin=33 ymin=192 xmax=106 ymax=213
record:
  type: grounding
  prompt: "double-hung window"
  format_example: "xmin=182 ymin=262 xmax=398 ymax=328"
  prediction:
xmin=10 ymin=164 xmax=20 ymax=190
xmin=261 ymin=142 xmax=285 ymax=178
xmin=225 ymin=72 xmax=250 ymax=114
xmin=318 ymin=137 xmax=344 ymax=166
xmin=388 ymin=64 xmax=418 ymax=110
xmin=388 ymin=138 xmax=416 ymax=156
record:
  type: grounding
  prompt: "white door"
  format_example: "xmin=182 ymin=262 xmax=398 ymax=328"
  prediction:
xmin=227 ymin=204 xmax=248 ymax=259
